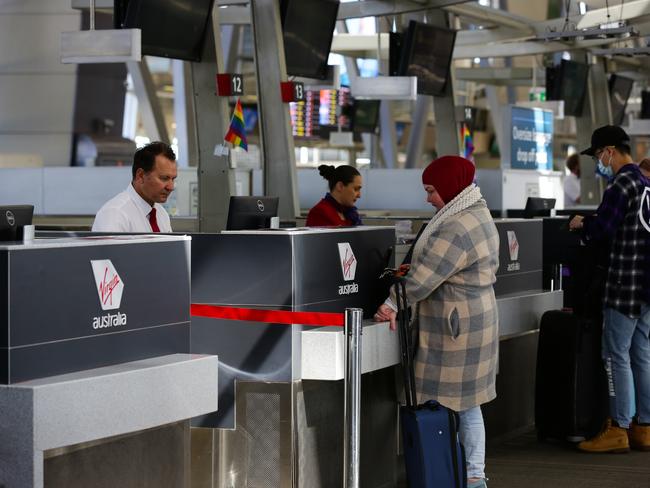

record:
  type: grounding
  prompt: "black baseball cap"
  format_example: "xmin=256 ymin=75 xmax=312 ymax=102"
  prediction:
xmin=580 ymin=125 xmax=630 ymax=156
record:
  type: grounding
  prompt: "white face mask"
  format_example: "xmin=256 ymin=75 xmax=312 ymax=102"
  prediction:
xmin=597 ymin=151 xmax=614 ymax=178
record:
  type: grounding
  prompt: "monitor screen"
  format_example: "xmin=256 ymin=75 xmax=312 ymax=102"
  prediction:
xmin=399 ymin=21 xmax=456 ymax=96
xmin=545 ymin=65 xmax=561 ymax=101
xmin=388 ymin=31 xmax=404 ymax=76
xmin=524 ymin=197 xmax=556 ymax=219
xmin=0 ymin=205 xmax=34 ymax=241
xmin=351 ymin=99 xmax=380 ymax=133
xmin=226 ymin=197 xmax=279 ymax=231
xmin=558 ymin=60 xmax=589 ymax=117
xmin=641 ymin=90 xmax=650 ymax=119
xmin=609 ymin=74 xmax=634 ymax=126
xmin=280 ymin=0 xmax=340 ymax=80
xmin=116 ymin=0 xmax=214 ymax=62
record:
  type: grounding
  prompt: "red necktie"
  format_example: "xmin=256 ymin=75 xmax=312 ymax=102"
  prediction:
xmin=148 ymin=208 xmax=160 ymax=233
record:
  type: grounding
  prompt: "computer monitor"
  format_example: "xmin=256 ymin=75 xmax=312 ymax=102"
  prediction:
xmin=546 ymin=60 xmax=589 ymax=116
xmin=0 ymin=205 xmax=34 ymax=241
xmin=351 ymin=99 xmax=381 ymax=133
xmin=524 ymin=197 xmax=556 ymax=218
xmin=226 ymin=197 xmax=279 ymax=231
xmin=115 ymin=0 xmax=214 ymax=62
xmin=280 ymin=0 xmax=340 ymax=80
xmin=609 ymin=74 xmax=634 ymax=126
xmin=398 ymin=21 xmax=456 ymax=96
xmin=641 ymin=90 xmax=650 ymax=119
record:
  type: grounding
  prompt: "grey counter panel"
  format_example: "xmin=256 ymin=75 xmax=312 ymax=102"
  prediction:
xmin=0 ymin=353 xmax=218 ymax=488
xmin=1 ymin=236 xmax=191 ymax=384
xmin=190 ymin=228 xmax=395 ymax=429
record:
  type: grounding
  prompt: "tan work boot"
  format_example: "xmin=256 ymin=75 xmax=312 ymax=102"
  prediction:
xmin=578 ymin=419 xmax=630 ymax=453
xmin=629 ymin=421 xmax=650 ymax=451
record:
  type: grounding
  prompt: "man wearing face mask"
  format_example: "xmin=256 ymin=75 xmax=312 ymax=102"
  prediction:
xmin=569 ymin=125 xmax=650 ymax=453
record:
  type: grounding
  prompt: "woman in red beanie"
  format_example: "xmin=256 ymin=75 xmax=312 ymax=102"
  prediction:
xmin=306 ymin=164 xmax=363 ymax=227
xmin=375 ymin=155 xmax=499 ymax=488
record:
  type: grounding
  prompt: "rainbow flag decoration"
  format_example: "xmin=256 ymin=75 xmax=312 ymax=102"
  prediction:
xmin=461 ymin=123 xmax=474 ymax=160
xmin=224 ymin=98 xmax=248 ymax=151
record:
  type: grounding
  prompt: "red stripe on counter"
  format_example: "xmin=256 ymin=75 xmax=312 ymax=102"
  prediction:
xmin=190 ymin=304 xmax=345 ymax=327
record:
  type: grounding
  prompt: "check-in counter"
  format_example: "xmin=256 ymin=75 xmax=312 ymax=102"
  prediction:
xmin=0 ymin=236 xmax=219 ymax=488
xmin=190 ymin=227 xmax=398 ymax=488
xmin=487 ymin=218 xmax=563 ymax=437
xmin=493 ymin=218 xmax=563 ymax=336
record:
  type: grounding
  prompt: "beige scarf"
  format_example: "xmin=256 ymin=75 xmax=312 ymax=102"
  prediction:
xmin=411 ymin=184 xmax=483 ymax=265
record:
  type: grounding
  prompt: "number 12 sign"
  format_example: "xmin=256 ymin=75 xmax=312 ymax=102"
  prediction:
xmin=216 ymin=73 xmax=244 ymax=97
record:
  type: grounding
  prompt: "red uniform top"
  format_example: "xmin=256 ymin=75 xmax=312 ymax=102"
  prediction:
xmin=306 ymin=198 xmax=353 ymax=227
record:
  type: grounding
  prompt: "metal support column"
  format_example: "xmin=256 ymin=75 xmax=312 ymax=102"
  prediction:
xmin=191 ymin=7 xmax=236 ymax=231
xmin=379 ymin=101 xmax=397 ymax=168
xmin=343 ymin=308 xmax=363 ymax=488
xmin=579 ymin=58 xmax=611 ymax=205
xmin=222 ymin=24 xmax=242 ymax=74
xmin=172 ymin=60 xmax=198 ymax=167
xmin=250 ymin=0 xmax=299 ymax=220
xmin=336 ymin=20 xmax=359 ymax=86
xmin=376 ymin=17 xmax=397 ymax=169
xmin=127 ymin=59 xmax=170 ymax=143
xmin=405 ymin=95 xmax=432 ymax=168
xmin=486 ymin=85 xmax=505 ymax=160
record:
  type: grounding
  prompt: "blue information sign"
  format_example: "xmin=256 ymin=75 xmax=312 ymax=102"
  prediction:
xmin=510 ymin=106 xmax=553 ymax=170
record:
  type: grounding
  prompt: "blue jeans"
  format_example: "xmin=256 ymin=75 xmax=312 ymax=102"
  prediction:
xmin=602 ymin=305 xmax=650 ymax=428
xmin=458 ymin=406 xmax=485 ymax=480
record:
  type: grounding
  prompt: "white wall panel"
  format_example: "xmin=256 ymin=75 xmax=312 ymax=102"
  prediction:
xmin=0 ymin=134 xmax=72 ymax=166
xmin=0 ymin=14 xmax=79 ymax=73
xmin=0 ymin=74 xmax=76 ymax=132
xmin=0 ymin=168 xmax=44 ymax=212
xmin=0 ymin=2 xmax=79 ymax=168
xmin=257 ymin=168 xmax=434 ymax=211
xmin=501 ymin=169 xmax=564 ymax=210
xmin=43 ymin=167 xmax=131 ymax=214
xmin=0 ymin=0 xmax=76 ymax=14
xmin=362 ymin=169 xmax=431 ymax=211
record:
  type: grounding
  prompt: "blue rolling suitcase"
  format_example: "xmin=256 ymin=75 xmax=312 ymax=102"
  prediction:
xmin=394 ymin=279 xmax=467 ymax=488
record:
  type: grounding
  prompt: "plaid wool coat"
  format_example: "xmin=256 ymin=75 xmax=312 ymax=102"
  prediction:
xmin=396 ymin=200 xmax=500 ymax=412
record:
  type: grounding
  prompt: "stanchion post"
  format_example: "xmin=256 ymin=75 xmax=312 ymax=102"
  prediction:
xmin=343 ymin=308 xmax=363 ymax=488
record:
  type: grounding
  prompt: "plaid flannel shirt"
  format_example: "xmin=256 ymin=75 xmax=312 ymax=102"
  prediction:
xmin=582 ymin=164 xmax=650 ymax=318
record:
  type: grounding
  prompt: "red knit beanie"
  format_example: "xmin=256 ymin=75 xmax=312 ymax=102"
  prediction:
xmin=421 ymin=155 xmax=475 ymax=204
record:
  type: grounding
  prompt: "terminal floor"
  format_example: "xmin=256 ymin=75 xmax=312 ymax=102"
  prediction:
xmin=396 ymin=428 xmax=650 ymax=488
xmin=484 ymin=428 xmax=650 ymax=488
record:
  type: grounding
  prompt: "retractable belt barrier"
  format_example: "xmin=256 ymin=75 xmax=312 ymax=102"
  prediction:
xmin=191 ymin=303 xmax=363 ymax=488
xmin=190 ymin=304 xmax=345 ymax=327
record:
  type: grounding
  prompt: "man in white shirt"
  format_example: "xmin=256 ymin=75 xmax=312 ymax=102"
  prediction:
xmin=92 ymin=142 xmax=177 ymax=232
xmin=563 ymin=153 xmax=581 ymax=207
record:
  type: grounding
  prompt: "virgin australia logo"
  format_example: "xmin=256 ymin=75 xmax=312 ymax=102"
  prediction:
xmin=337 ymin=242 xmax=357 ymax=281
xmin=91 ymin=260 xmax=124 ymax=310
xmin=506 ymin=231 xmax=521 ymax=272
xmin=640 ymin=187 xmax=650 ymax=233
xmin=90 ymin=260 xmax=127 ymax=330
xmin=337 ymin=242 xmax=359 ymax=295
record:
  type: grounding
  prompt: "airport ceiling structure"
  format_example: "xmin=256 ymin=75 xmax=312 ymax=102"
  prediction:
xmin=82 ymin=0 xmax=650 ymax=64
xmin=206 ymin=0 xmax=650 ymax=62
